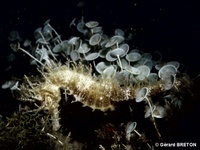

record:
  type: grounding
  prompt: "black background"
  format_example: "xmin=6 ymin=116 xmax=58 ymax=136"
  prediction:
xmin=0 ymin=0 xmax=199 ymax=145
xmin=0 ymin=0 xmax=199 ymax=76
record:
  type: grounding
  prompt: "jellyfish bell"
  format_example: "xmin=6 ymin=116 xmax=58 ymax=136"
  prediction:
xmin=77 ymin=21 xmax=85 ymax=33
xmin=125 ymin=52 xmax=141 ymax=62
xmin=42 ymin=24 xmax=53 ymax=41
xmin=95 ymin=61 xmax=111 ymax=74
xmin=117 ymin=58 xmax=128 ymax=69
xmin=23 ymin=39 xmax=32 ymax=47
xmin=1 ymin=80 xmax=17 ymax=89
xmin=125 ymin=65 xmax=140 ymax=75
xmin=34 ymin=27 xmax=43 ymax=40
xmin=158 ymin=64 xmax=177 ymax=79
xmin=129 ymin=48 xmax=140 ymax=53
xmin=125 ymin=122 xmax=137 ymax=134
xmin=105 ymin=35 xmax=124 ymax=48
xmin=100 ymin=35 xmax=109 ymax=47
xmin=110 ymin=48 xmax=125 ymax=58
xmin=115 ymin=28 xmax=125 ymax=37
xmin=91 ymin=26 xmax=103 ymax=34
xmin=85 ymin=21 xmax=99 ymax=28
xmin=102 ymin=65 xmax=116 ymax=79
xmin=7 ymin=53 xmax=16 ymax=63
xmin=89 ymin=33 xmax=102 ymax=46
xmin=8 ymin=31 xmax=22 ymax=41
xmin=143 ymin=59 xmax=153 ymax=70
xmin=106 ymin=50 xmax=118 ymax=62
xmin=99 ymin=48 xmax=110 ymax=58
xmin=70 ymin=50 xmax=80 ymax=61
xmin=85 ymin=52 xmax=99 ymax=61
xmin=135 ymin=87 xmax=149 ymax=102
xmin=110 ymin=48 xmax=126 ymax=69
xmin=141 ymin=53 xmax=152 ymax=60
xmin=167 ymin=61 xmax=180 ymax=69
xmin=53 ymin=43 xmax=63 ymax=53
xmin=119 ymin=43 xmax=129 ymax=57
xmin=152 ymin=106 xmax=166 ymax=118
xmin=136 ymin=65 xmax=150 ymax=81
xmin=68 ymin=37 xmax=80 ymax=45
xmin=155 ymin=63 xmax=164 ymax=70
xmin=161 ymin=74 xmax=176 ymax=90
xmin=78 ymin=43 xmax=91 ymax=54
xmin=148 ymin=73 xmax=158 ymax=84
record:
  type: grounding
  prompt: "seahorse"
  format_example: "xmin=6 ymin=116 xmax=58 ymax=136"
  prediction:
xmin=18 ymin=60 xmax=190 ymax=131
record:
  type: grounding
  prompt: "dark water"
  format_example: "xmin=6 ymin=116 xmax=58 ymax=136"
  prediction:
xmin=0 ymin=0 xmax=199 ymax=75
xmin=0 ymin=0 xmax=199 ymax=148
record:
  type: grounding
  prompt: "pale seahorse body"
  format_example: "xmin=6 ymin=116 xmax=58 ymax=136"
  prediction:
xmin=19 ymin=61 xmax=188 ymax=131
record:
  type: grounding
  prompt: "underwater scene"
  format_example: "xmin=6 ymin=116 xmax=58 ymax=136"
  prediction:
xmin=0 ymin=0 xmax=199 ymax=149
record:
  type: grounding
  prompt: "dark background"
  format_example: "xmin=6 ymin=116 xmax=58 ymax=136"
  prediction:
xmin=0 ymin=0 xmax=199 ymax=145
xmin=0 ymin=0 xmax=199 ymax=77
xmin=0 ymin=0 xmax=199 ymax=71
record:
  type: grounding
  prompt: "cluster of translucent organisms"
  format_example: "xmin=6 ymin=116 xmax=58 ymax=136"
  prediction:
xmin=8 ymin=18 xmax=178 ymax=87
xmin=4 ymin=18 xmax=186 ymax=131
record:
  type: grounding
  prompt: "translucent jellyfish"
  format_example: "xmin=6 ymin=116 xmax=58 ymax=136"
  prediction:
xmin=68 ymin=37 xmax=80 ymax=45
xmin=99 ymin=48 xmax=110 ymax=58
xmin=23 ymin=39 xmax=32 ymax=47
xmin=145 ymin=105 xmax=166 ymax=118
xmin=7 ymin=53 xmax=16 ymax=63
xmin=136 ymin=87 xmax=149 ymax=102
xmin=115 ymin=28 xmax=125 ymax=37
xmin=89 ymin=33 xmax=102 ymax=46
xmin=2 ymin=80 xmax=16 ymax=89
xmin=105 ymin=35 xmax=124 ymax=48
xmin=78 ymin=43 xmax=91 ymax=53
xmin=91 ymin=26 xmax=103 ymax=34
xmin=106 ymin=51 xmax=118 ymax=62
xmin=125 ymin=52 xmax=141 ymax=62
xmin=162 ymin=74 xmax=176 ymax=90
xmin=143 ymin=59 xmax=153 ymax=70
xmin=136 ymin=65 xmax=150 ymax=81
xmin=110 ymin=48 xmax=125 ymax=58
xmin=53 ymin=44 xmax=63 ymax=53
xmin=34 ymin=27 xmax=43 ymax=40
xmin=42 ymin=24 xmax=53 ymax=41
xmin=102 ymin=65 xmax=116 ymax=79
xmin=77 ymin=21 xmax=85 ymax=33
xmin=125 ymin=122 xmax=137 ymax=134
xmin=148 ymin=73 xmax=158 ymax=84
xmin=85 ymin=52 xmax=99 ymax=61
xmin=125 ymin=65 xmax=140 ymax=75
xmin=167 ymin=61 xmax=180 ymax=69
xmin=117 ymin=58 xmax=128 ymax=69
xmin=70 ymin=50 xmax=80 ymax=61
xmin=158 ymin=64 xmax=177 ymax=79
xmin=119 ymin=43 xmax=129 ymax=57
xmin=141 ymin=53 xmax=152 ymax=60
xmin=110 ymin=48 xmax=126 ymax=69
xmin=85 ymin=21 xmax=99 ymax=28
xmin=8 ymin=31 xmax=22 ymax=41
xmin=95 ymin=61 xmax=111 ymax=74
